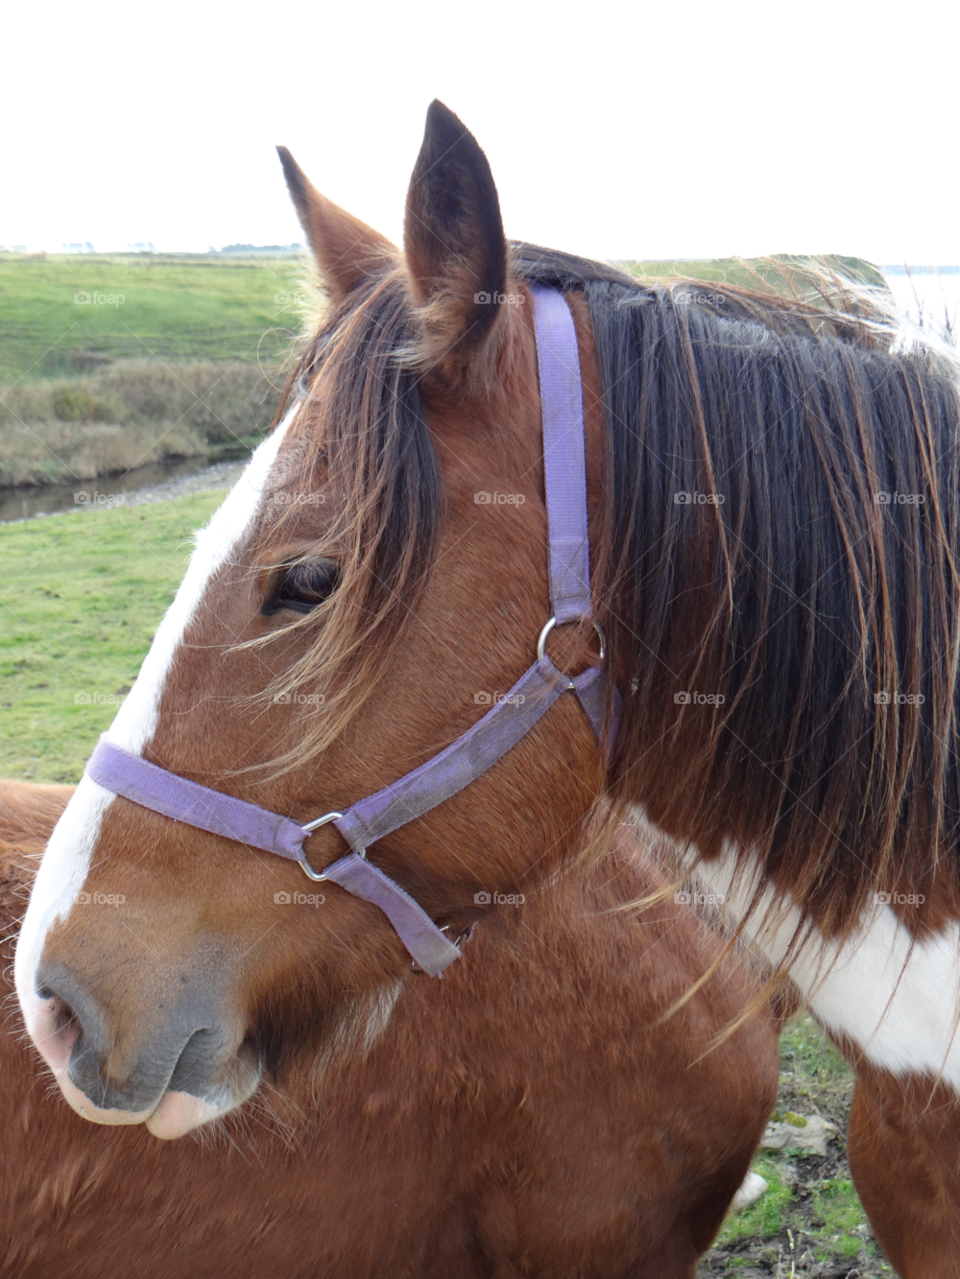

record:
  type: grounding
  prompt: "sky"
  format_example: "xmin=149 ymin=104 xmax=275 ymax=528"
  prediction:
xmin=2 ymin=0 xmax=957 ymax=265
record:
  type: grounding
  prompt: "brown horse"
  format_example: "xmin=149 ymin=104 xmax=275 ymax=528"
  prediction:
xmin=14 ymin=102 xmax=960 ymax=1275
xmin=1 ymin=780 xmax=776 ymax=1278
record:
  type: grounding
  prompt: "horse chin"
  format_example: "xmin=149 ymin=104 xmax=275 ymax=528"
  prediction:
xmin=53 ymin=1065 xmax=259 ymax=1137
xmin=145 ymin=1090 xmax=240 ymax=1140
xmin=55 ymin=1070 xmax=156 ymax=1126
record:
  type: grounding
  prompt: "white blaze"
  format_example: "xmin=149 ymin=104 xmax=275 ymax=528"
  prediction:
xmin=14 ymin=408 xmax=297 ymax=1039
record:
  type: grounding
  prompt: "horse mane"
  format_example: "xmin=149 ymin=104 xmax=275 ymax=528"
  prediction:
xmin=266 ymin=241 xmax=960 ymax=936
xmin=260 ymin=267 xmax=442 ymax=766
xmin=512 ymin=246 xmax=960 ymax=935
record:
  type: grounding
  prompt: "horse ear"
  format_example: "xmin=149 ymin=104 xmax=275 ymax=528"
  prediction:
xmin=404 ymin=101 xmax=507 ymax=372
xmin=276 ymin=146 xmax=395 ymax=301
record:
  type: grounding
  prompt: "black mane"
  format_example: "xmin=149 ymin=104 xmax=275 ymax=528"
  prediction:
xmin=516 ymin=246 xmax=960 ymax=931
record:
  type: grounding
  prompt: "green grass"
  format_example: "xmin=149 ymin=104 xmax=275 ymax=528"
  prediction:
xmin=0 ymin=252 xmax=305 ymax=383
xmin=778 ymin=1014 xmax=853 ymax=1107
xmin=720 ymin=1158 xmax=794 ymax=1243
xmin=0 ymin=251 xmax=885 ymax=388
xmin=712 ymin=1015 xmax=891 ymax=1272
xmin=810 ymin=1177 xmax=871 ymax=1260
xmin=0 ymin=491 xmax=225 ymax=782
xmin=623 ymin=254 xmax=885 ymax=290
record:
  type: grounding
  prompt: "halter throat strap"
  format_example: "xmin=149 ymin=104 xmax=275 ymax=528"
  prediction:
xmin=84 ymin=286 xmax=608 ymax=978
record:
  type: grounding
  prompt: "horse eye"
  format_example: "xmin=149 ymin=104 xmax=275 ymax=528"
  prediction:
xmin=262 ymin=559 xmax=341 ymax=616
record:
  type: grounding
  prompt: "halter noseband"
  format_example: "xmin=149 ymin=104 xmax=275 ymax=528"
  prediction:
xmin=85 ymin=287 xmax=613 ymax=977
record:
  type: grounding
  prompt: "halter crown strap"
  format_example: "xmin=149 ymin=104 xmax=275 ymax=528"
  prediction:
xmin=531 ymin=286 xmax=593 ymax=624
xmin=83 ymin=285 xmax=609 ymax=979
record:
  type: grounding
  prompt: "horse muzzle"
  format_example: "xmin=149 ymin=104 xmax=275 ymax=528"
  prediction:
xmin=25 ymin=961 xmax=260 ymax=1138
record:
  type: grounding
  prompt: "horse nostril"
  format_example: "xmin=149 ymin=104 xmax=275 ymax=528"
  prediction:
xmin=31 ymin=968 xmax=89 ymax=1075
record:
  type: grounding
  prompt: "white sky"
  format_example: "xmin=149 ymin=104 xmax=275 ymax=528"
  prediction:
xmin=2 ymin=0 xmax=957 ymax=264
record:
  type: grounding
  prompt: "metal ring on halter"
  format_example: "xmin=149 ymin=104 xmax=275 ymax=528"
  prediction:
xmin=298 ymin=810 xmax=362 ymax=881
xmin=536 ymin=616 xmax=606 ymax=665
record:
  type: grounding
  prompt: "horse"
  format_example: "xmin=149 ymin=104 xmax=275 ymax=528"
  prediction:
xmin=0 ymin=780 xmax=777 ymax=1278
xmin=13 ymin=100 xmax=960 ymax=1275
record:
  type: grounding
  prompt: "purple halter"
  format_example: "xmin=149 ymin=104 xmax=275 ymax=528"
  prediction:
xmin=85 ymin=286 xmax=611 ymax=977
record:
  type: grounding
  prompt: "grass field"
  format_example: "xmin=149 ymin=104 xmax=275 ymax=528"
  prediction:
xmin=0 ymin=252 xmax=305 ymax=382
xmin=0 ymin=251 xmax=886 ymax=490
xmin=0 ymin=490 xmax=224 ymax=782
xmin=0 ymin=253 xmax=311 ymax=485
xmin=625 ymin=254 xmax=885 ymax=291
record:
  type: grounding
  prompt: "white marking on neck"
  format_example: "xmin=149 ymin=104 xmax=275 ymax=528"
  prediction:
xmin=652 ymin=819 xmax=960 ymax=1089
xmin=15 ymin=407 xmax=298 ymax=1038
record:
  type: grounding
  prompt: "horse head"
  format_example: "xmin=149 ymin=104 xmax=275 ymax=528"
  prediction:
xmin=15 ymin=102 xmax=607 ymax=1136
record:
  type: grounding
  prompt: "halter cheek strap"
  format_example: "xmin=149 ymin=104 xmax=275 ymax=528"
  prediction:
xmin=84 ymin=286 xmax=615 ymax=978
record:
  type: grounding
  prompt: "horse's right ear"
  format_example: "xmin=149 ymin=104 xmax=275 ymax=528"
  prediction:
xmin=276 ymin=147 xmax=395 ymax=302
xmin=404 ymin=101 xmax=508 ymax=377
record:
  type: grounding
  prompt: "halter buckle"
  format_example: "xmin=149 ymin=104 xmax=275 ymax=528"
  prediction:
xmin=298 ymin=810 xmax=367 ymax=881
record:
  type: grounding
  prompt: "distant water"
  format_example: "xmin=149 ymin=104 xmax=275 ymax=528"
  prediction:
xmin=0 ymin=455 xmax=246 ymax=524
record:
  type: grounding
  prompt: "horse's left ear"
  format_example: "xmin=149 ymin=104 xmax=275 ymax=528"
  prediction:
xmin=404 ymin=101 xmax=507 ymax=375
xmin=277 ymin=146 xmax=395 ymax=302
